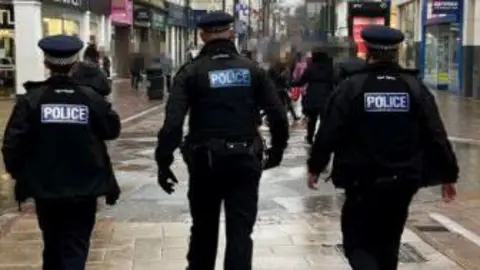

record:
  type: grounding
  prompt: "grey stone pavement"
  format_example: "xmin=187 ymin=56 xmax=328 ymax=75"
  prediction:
xmin=1 ymin=90 xmax=480 ymax=269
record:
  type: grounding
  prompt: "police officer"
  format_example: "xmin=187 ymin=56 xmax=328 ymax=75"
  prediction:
xmin=155 ymin=11 xmax=289 ymax=270
xmin=2 ymin=35 xmax=121 ymax=270
xmin=306 ymin=25 xmax=459 ymax=270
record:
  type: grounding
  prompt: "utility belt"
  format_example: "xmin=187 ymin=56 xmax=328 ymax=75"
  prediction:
xmin=181 ymin=137 xmax=264 ymax=168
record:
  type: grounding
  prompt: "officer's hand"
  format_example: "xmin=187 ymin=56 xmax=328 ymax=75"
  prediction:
xmin=157 ymin=168 xmax=178 ymax=194
xmin=263 ymin=148 xmax=284 ymax=170
xmin=308 ymin=173 xmax=320 ymax=190
xmin=442 ymin=183 xmax=456 ymax=203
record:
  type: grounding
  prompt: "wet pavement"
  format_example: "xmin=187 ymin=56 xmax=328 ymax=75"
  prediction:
xmin=1 ymin=90 xmax=480 ymax=269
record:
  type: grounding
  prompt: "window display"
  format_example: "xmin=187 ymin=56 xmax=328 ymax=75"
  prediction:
xmin=42 ymin=18 xmax=80 ymax=36
xmin=424 ymin=23 xmax=460 ymax=91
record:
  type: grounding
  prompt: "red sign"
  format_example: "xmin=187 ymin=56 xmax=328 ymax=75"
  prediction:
xmin=352 ymin=17 xmax=385 ymax=56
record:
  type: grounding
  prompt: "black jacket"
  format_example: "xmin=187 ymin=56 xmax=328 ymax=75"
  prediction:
xmin=155 ymin=39 xmax=289 ymax=166
xmin=334 ymin=56 xmax=365 ymax=84
xmin=2 ymin=77 xmax=121 ymax=201
xmin=71 ymin=61 xmax=111 ymax=96
xmin=291 ymin=52 xmax=334 ymax=110
xmin=308 ymin=62 xmax=458 ymax=189
xmin=267 ymin=68 xmax=289 ymax=92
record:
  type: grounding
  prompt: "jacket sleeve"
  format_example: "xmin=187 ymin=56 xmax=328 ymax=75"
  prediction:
xmin=256 ymin=68 xmax=289 ymax=150
xmin=89 ymin=89 xmax=121 ymax=140
xmin=2 ymin=96 xmax=32 ymax=178
xmin=308 ymin=80 xmax=352 ymax=174
xmin=418 ymin=84 xmax=459 ymax=182
xmin=155 ymin=64 xmax=191 ymax=166
xmin=92 ymin=68 xmax=112 ymax=96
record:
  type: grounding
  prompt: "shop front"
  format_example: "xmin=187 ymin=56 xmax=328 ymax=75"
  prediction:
xmin=151 ymin=10 xmax=166 ymax=55
xmin=110 ymin=0 xmax=133 ymax=77
xmin=41 ymin=0 xmax=88 ymax=37
xmin=0 ymin=3 xmax=14 ymax=97
xmin=396 ymin=0 xmax=419 ymax=68
xmin=133 ymin=4 xmax=151 ymax=53
xmin=166 ymin=1 xmax=188 ymax=67
xmin=88 ymin=0 xmax=111 ymax=47
xmin=420 ymin=0 xmax=463 ymax=92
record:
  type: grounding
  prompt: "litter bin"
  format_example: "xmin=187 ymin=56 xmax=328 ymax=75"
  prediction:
xmin=145 ymin=67 xmax=164 ymax=100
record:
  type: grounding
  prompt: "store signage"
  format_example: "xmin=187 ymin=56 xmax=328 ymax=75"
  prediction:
xmin=42 ymin=0 xmax=88 ymax=11
xmin=432 ymin=0 xmax=460 ymax=15
xmin=152 ymin=12 xmax=165 ymax=30
xmin=89 ymin=0 xmax=112 ymax=15
xmin=0 ymin=4 xmax=14 ymax=29
xmin=111 ymin=0 xmax=133 ymax=25
xmin=137 ymin=0 xmax=165 ymax=10
xmin=134 ymin=7 xmax=151 ymax=27
xmin=166 ymin=2 xmax=187 ymax=27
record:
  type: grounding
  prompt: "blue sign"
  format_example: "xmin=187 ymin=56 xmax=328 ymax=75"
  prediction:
xmin=166 ymin=2 xmax=187 ymax=27
xmin=432 ymin=0 xmax=460 ymax=15
xmin=192 ymin=9 xmax=207 ymax=26
xmin=208 ymin=69 xmax=252 ymax=88
xmin=364 ymin=93 xmax=410 ymax=112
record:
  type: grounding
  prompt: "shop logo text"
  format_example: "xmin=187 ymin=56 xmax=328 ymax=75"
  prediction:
xmin=52 ymin=0 xmax=83 ymax=7
xmin=0 ymin=9 xmax=13 ymax=27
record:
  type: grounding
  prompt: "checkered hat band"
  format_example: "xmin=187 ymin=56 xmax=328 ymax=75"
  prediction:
xmin=203 ymin=25 xmax=231 ymax=33
xmin=364 ymin=41 xmax=399 ymax=50
xmin=44 ymin=53 xmax=79 ymax=65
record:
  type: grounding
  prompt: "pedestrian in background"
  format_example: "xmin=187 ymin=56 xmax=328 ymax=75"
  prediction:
xmin=71 ymin=43 xmax=111 ymax=96
xmin=130 ymin=55 xmax=143 ymax=90
xmin=2 ymin=35 xmax=121 ymax=270
xmin=267 ymin=58 xmax=300 ymax=121
xmin=155 ymin=11 xmax=289 ymax=270
xmin=291 ymin=47 xmax=334 ymax=144
xmin=307 ymin=25 xmax=458 ymax=270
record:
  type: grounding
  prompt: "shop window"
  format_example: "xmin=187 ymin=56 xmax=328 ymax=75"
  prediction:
xmin=43 ymin=18 xmax=80 ymax=36
xmin=0 ymin=28 xmax=14 ymax=97
xmin=424 ymin=23 xmax=460 ymax=91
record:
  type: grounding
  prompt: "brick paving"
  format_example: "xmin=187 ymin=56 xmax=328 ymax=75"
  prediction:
xmin=0 ymin=213 xmax=461 ymax=270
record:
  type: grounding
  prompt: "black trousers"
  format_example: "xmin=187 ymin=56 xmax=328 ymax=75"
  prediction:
xmin=304 ymin=108 xmax=323 ymax=143
xmin=278 ymin=91 xmax=299 ymax=120
xmin=35 ymin=198 xmax=97 ymax=270
xmin=130 ymin=72 xmax=141 ymax=89
xmin=185 ymin=148 xmax=262 ymax=270
xmin=341 ymin=183 xmax=417 ymax=270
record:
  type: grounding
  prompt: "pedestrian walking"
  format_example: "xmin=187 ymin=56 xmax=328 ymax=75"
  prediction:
xmin=267 ymin=58 xmax=300 ymax=121
xmin=291 ymin=47 xmax=335 ymax=144
xmin=155 ymin=11 xmax=289 ymax=270
xmin=2 ymin=35 xmax=121 ymax=270
xmin=307 ymin=25 xmax=459 ymax=270
xmin=71 ymin=43 xmax=111 ymax=96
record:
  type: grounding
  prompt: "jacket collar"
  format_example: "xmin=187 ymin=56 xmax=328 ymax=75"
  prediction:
xmin=199 ymin=39 xmax=239 ymax=57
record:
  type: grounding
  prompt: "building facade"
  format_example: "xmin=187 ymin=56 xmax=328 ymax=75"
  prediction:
xmin=12 ymin=0 xmax=112 ymax=96
xmin=111 ymin=0 xmax=133 ymax=77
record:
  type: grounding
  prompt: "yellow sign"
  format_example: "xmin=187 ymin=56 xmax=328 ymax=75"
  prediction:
xmin=138 ymin=0 xmax=165 ymax=9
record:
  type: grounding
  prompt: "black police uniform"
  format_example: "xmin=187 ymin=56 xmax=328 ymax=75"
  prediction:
xmin=2 ymin=35 xmax=121 ymax=270
xmin=307 ymin=25 xmax=459 ymax=270
xmin=155 ymin=11 xmax=289 ymax=270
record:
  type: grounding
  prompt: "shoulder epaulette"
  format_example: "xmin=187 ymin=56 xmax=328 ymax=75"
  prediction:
xmin=23 ymin=80 xmax=47 ymax=93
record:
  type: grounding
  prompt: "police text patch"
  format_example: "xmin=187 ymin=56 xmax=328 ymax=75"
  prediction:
xmin=364 ymin=93 xmax=410 ymax=112
xmin=41 ymin=104 xmax=89 ymax=124
xmin=208 ymin=68 xmax=251 ymax=88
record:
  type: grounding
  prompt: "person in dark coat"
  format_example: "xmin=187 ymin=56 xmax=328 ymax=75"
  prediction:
xmin=267 ymin=59 xmax=300 ymax=121
xmin=71 ymin=44 xmax=111 ymax=96
xmin=130 ymin=56 xmax=144 ymax=90
xmin=335 ymin=41 xmax=365 ymax=84
xmin=291 ymin=47 xmax=334 ymax=144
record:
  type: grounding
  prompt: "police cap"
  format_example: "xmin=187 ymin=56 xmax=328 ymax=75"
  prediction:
xmin=361 ymin=25 xmax=405 ymax=50
xmin=197 ymin=11 xmax=234 ymax=33
xmin=38 ymin=34 xmax=84 ymax=66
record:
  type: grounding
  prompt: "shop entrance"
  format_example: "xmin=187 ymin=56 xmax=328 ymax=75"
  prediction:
xmin=424 ymin=23 xmax=460 ymax=91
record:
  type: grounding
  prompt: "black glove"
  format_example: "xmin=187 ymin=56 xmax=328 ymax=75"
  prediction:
xmin=158 ymin=167 xmax=178 ymax=194
xmin=263 ymin=148 xmax=284 ymax=170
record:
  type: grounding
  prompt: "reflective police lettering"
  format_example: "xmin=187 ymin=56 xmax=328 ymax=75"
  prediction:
xmin=364 ymin=93 xmax=410 ymax=112
xmin=41 ymin=104 xmax=89 ymax=124
xmin=208 ymin=68 xmax=251 ymax=88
